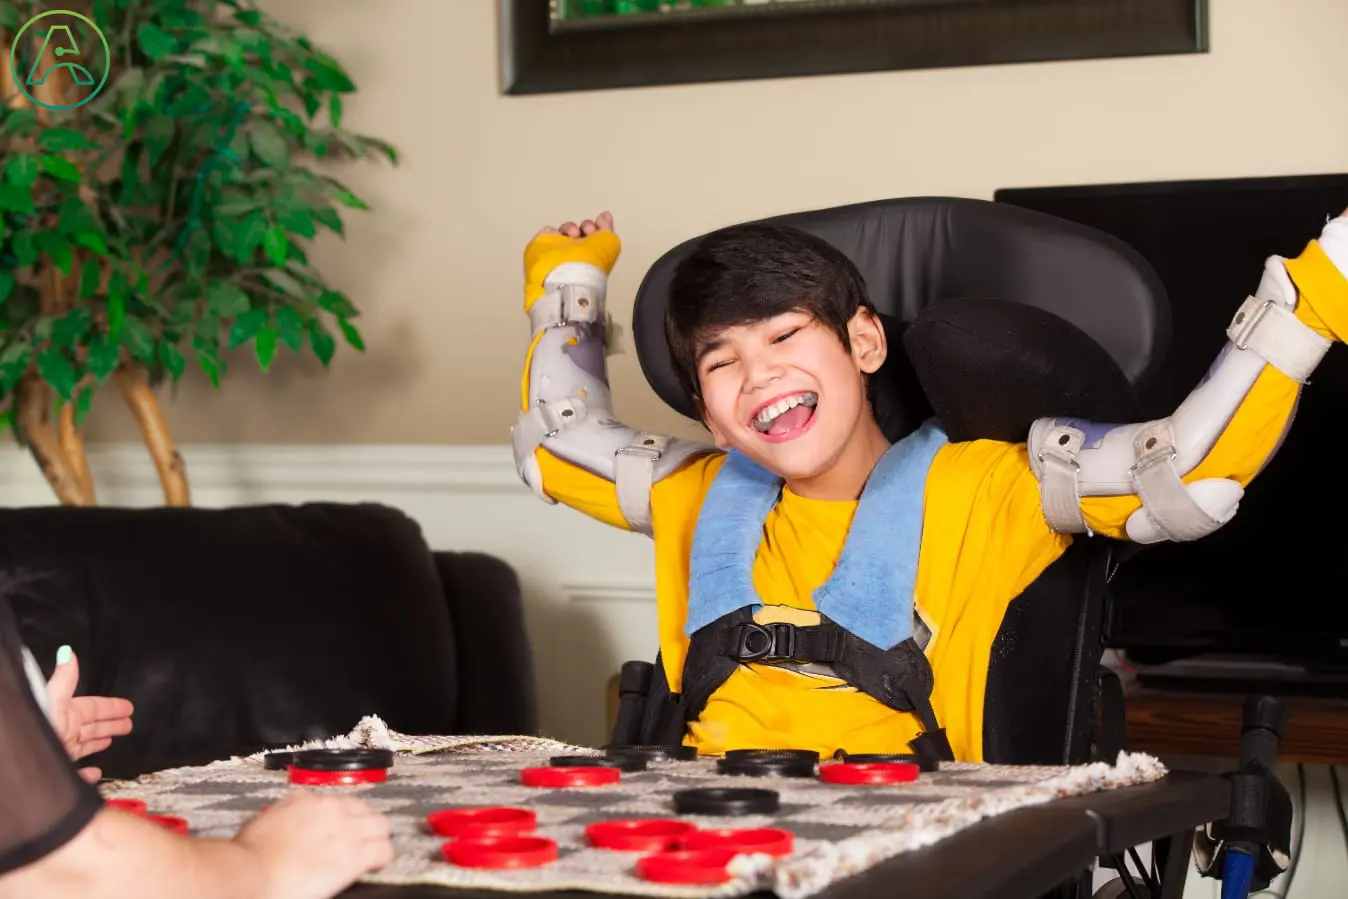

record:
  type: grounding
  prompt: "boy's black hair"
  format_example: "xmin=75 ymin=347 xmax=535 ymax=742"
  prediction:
xmin=663 ymin=223 xmax=877 ymax=404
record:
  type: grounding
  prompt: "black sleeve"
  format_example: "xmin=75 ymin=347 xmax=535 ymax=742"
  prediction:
xmin=0 ymin=593 xmax=103 ymax=877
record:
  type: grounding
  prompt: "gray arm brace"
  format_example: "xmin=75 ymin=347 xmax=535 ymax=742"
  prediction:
xmin=1027 ymin=232 xmax=1343 ymax=543
xmin=510 ymin=261 xmax=714 ymax=536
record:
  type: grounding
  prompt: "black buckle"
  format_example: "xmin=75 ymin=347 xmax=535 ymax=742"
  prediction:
xmin=733 ymin=623 xmax=795 ymax=661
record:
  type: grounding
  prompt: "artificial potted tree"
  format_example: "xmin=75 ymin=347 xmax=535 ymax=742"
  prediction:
xmin=0 ymin=0 xmax=395 ymax=505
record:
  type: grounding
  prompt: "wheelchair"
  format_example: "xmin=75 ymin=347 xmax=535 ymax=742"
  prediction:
xmin=605 ymin=197 xmax=1294 ymax=899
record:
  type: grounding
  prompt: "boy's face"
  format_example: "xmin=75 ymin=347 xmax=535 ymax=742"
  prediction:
xmin=694 ymin=308 xmax=887 ymax=482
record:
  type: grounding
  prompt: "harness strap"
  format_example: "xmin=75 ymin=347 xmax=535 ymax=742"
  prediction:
xmin=678 ymin=609 xmax=954 ymax=762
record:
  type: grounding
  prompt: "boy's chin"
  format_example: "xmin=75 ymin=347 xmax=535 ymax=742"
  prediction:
xmin=727 ymin=433 xmax=838 ymax=481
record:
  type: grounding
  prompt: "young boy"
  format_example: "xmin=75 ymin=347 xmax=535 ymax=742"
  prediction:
xmin=512 ymin=209 xmax=1348 ymax=763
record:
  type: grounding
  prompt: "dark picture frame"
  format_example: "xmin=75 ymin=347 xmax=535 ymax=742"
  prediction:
xmin=499 ymin=0 xmax=1208 ymax=95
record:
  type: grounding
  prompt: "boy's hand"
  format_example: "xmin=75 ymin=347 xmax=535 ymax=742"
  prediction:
xmin=523 ymin=211 xmax=621 ymax=312
xmin=45 ymin=646 xmax=134 ymax=782
xmin=534 ymin=211 xmax=615 ymax=240
xmin=235 ymin=790 xmax=394 ymax=899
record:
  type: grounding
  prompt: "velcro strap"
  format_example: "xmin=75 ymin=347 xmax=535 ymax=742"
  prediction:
xmin=1129 ymin=421 xmax=1222 ymax=542
xmin=1227 ymin=295 xmax=1332 ymax=383
xmin=511 ymin=399 xmax=588 ymax=476
xmin=1036 ymin=424 xmax=1090 ymax=534
xmin=614 ymin=432 xmax=669 ymax=536
xmin=529 ymin=282 xmax=604 ymax=333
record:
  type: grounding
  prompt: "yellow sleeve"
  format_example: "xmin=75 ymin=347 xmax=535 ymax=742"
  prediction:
xmin=532 ymin=447 xmax=719 ymax=533
xmin=1080 ymin=240 xmax=1345 ymax=538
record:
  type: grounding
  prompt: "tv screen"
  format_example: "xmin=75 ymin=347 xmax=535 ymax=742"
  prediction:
xmin=996 ymin=174 xmax=1348 ymax=665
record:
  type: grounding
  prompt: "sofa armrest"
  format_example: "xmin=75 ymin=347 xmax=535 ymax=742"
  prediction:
xmin=432 ymin=551 xmax=538 ymax=735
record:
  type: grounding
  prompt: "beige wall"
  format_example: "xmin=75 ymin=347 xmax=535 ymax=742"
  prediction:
xmin=82 ymin=0 xmax=1348 ymax=446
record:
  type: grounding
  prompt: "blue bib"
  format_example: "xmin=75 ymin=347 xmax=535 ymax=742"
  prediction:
xmin=685 ymin=419 xmax=948 ymax=650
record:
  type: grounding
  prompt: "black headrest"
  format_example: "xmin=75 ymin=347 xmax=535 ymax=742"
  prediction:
xmin=632 ymin=197 xmax=1170 ymax=437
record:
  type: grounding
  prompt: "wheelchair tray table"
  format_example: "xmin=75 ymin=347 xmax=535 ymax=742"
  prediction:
xmin=345 ymin=773 xmax=1226 ymax=899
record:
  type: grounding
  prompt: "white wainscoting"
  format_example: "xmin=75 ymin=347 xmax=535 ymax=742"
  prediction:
xmin=2 ymin=443 xmax=1343 ymax=897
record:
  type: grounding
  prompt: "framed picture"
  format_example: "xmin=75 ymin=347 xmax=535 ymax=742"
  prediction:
xmin=499 ymin=0 xmax=1208 ymax=95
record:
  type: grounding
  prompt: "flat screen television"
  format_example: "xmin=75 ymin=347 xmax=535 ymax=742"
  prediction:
xmin=995 ymin=174 xmax=1348 ymax=688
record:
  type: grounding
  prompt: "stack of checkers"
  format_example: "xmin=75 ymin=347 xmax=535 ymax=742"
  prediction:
xmin=100 ymin=739 xmax=1168 ymax=899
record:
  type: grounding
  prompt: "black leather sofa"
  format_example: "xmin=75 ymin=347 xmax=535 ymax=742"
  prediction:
xmin=1 ymin=501 xmax=538 ymax=780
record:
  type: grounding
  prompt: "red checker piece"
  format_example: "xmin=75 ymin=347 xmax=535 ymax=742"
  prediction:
xmin=679 ymin=827 xmax=794 ymax=857
xmin=427 ymin=807 xmax=537 ymax=838
xmin=636 ymin=849 xmax=739 ymax=885
xmin=586 ymin=818 xmax=697 ymax=852
xmin=289 ymin=767 xmax=388 ymax=786
xmin=819 ymin=761 xmax=919 ymax=785
xmin=519 ymin=766 xmax=621 ymax=788
xmin=149 ymin=815 xmax=189 ymax=835
xmin=106 ymin=798 xmax=148 ymax=816
xmin=441 ymin=835 xmax=558 ymax=869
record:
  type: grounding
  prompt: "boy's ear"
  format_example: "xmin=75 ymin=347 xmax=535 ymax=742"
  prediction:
xmin=849 ymin=308 xmax=888 ymax=375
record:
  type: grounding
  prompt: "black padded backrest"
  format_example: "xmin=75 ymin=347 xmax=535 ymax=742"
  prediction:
xmin=633 ymin=196 xmax=1170 ymax=421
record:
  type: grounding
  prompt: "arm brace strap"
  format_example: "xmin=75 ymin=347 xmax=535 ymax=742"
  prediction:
xmin=1029 ymin=254 xmax=1332 ymax=543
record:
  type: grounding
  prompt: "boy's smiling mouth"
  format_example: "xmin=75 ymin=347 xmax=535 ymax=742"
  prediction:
xmin=750 ymin=391 xmax=819 ymax=440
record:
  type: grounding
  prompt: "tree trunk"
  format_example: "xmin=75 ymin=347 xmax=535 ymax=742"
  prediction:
xmin=114 ymin=366 xmax=190 ymax=507
xmin=16 ymin=374 xmax=92 ymax=506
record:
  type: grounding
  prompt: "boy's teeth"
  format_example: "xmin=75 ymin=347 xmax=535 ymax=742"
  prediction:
xmin=753 ymin=392 xmax=818 ymax=431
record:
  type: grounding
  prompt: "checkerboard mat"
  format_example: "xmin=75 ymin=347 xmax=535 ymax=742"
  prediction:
xmin=100 ymin=719 xmax=1167 ymax=899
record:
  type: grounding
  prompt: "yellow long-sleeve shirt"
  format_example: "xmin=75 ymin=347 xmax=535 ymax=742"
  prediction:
xmin=522 ymin=235 xmax=1348 ymax=762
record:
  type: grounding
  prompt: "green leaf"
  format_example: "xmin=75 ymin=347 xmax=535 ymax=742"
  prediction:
xmin=235 ymin=215 xmax=270 ymax=262
xmin=34 ymin=232 xmax=73 ymax=276
xmin=86 ymin=334 xmax=121 ymax=380
xmin=0 ymin=343 xmax=32 ymax=392
xmin=137 ymin=22 xmax=177 ymax=60
xmin=334 ymin=188 xmax=368 ymax=210
xmin=107 ymin=270 xmax=128 ymax=337
xmin=11 ymin=230 xmax=37 ymax=267
xmin=275 ymin=307 xmax=305 ymax=352
xmin=311 ymin=207 xmax=344 ymax=236
xmin=196 ymin=347 xmax=223 ymax=387
xmin=74 ymin=383 xmax=94 ymax=425
xmin=308 ymin=317 xmax=335 ymax=365
xmin=39 ymin=155 xmax=81 ymax=183
xmin=255 ymin=326 xmax=278 ymax=371
xmin=317 ymin=290 xmax=358 ymax=318
xmin=250 ymin=123 xmax=289 ymax=169
xmin=37 ymin=348 xmax=77 ymax=399
xmin=121 ymin=319 xmax=156 ymax=365
xmin=261 ymin=269 xmax=306 ymax=299
xmin=279 ymin=208 xmax=315 ymax=239
xmin=0 ymin=273 xmax=13 ymax=305
xmin=139 ymin=116 xmax=175 ymax=168
xmin=329 ymin=94 xmax=343 ymax=129
xmin=4 ymin=154 xmax=38 ymax=187
xmin=0 ymin=109 xmax=35 ymax=137
xmin=73 ymin=231 xmax=109 ymax=256
xmin=36 ymin=129 xmax=98 ymax=151
xmin=79 ymin=259 xmax=101 ymax=300
xmin=206 ymin=282 xmax=251 ymax=317
xmin=305 ymin=55 xmax=356 ymax=92
xmin=228 ymin=308 xmax=268 ymax=348
xmin=0 ymin=185 xmax=35 ymax=214
xmin=159 ymin=341 xmax=186 ymax=380
xmin=261 ymin=226 xmax=288 ymax=265
xmin=51 ymin=308 xmax=93 ymax=350
xmin=337 ymin=317 xmax=365 ymax=351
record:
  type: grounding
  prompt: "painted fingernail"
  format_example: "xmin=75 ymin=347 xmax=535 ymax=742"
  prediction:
xmin=56 ymin=645 xmax=73 ymax=665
